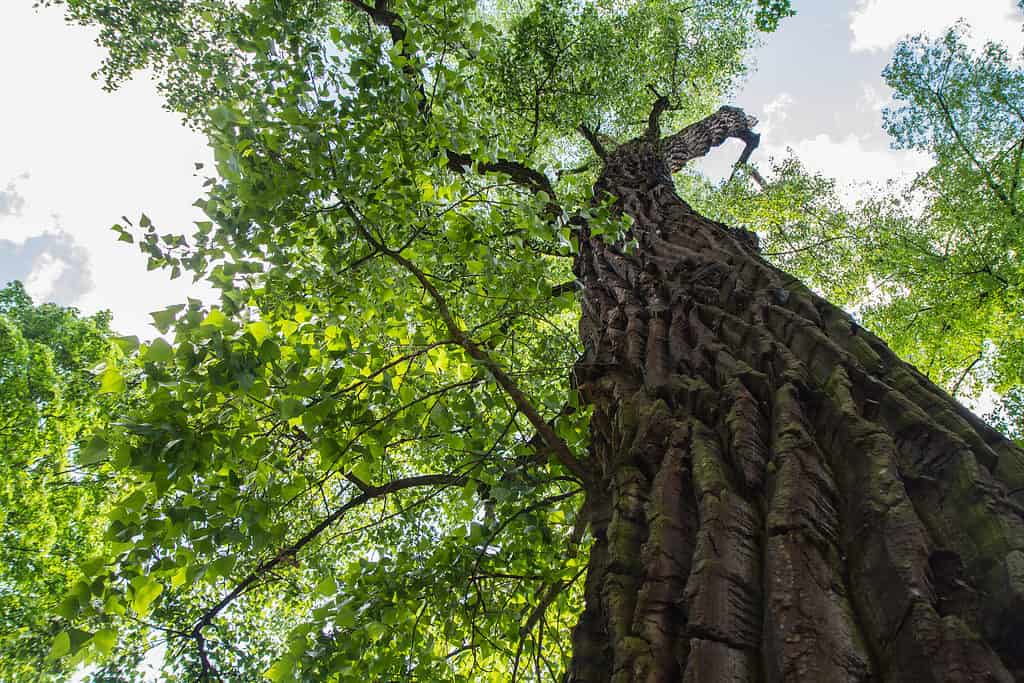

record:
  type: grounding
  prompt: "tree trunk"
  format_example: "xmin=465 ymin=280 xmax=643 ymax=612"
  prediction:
xmin=567 ymin=132 xmax=1024 ymax=682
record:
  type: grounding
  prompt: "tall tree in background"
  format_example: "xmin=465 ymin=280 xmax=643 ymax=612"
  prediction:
xmin=36 ymin=1 xmax=1024 ymax=681
xmin=704 ymin=22 xmax=1024 ymax=422
xmin=0 ymin=283 xmax=117 ymax=681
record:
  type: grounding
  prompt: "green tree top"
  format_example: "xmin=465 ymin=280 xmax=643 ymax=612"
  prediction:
xmin=0 ymin=282 xmax=117 ymax=682
xmin=34 ymin=1 xmax=791 ymax=679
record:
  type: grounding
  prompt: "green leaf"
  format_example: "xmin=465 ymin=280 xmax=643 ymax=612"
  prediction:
xmin=247 ymin=320 xmax=270 ymax=343
xmin=351 ymin=458 xmax=373 ymax=483
xmin=98 ymin=365 xmax=125 ymax=394
xmin=131 ymin=576 xmax=164 ymax=616
xmin=336 ymin=603 xmax=356 ymax=628
xmin=91 ymin=628 xmax=117 ymax=656
xmin=279 ymin=398 xmax=304 ymax=419
xmin=144 ymin=337 xmax=174 ymax=363
xmin=113 ymin=335 xmax=140 ymax=354
xmin=264 ymin=658 xmax=292 ymax=682
xmin=79 ymin=435 xmax=108 ymax=465
xmin=46 ymin=632 xmax=71 ymax=661
xmin=201 ymin=308 xmax=228 ymax=328
xmin=150 ymin=304 xmax=185 ymax=333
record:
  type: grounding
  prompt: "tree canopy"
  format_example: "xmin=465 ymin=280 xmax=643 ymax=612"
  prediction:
xmin=0 ymin=283 xmax=116 ymax=680
xmin=13 ymin=0 xmax=1024 ymax=680
xmin=696 ymin=23 xmax=1024 ymax=425
xmin=23 ymin=1 xmax=793 ymax=680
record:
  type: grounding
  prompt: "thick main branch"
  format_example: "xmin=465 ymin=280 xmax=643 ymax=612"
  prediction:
xmin=663 ymin=105 xmax=760 ymax=174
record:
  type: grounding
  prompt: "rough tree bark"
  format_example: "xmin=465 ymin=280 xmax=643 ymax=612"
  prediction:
xmin=566 ymin=105 xmax=1024 ymax=682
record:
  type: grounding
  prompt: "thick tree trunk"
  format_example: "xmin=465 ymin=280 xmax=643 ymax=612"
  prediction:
xmin=567 ymin=133 xmax=1024 ymax=682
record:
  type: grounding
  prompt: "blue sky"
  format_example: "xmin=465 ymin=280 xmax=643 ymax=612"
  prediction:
xmin=1 ymin=0 xmax=1021 ymax=337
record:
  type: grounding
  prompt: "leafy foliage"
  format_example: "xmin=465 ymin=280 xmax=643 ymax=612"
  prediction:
xmin=30 ymin=0 xmax=792 ymax=680
xmin=0 ymin=283 xmax=118 ymax=681
xmin=699 ymin=22 xmax=1024 ymax=418
xmin=880 ymin=25 xmax=1024 ymax=396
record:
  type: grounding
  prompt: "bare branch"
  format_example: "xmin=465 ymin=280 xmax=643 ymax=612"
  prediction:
xmin=577 ymin=123 xmax=607 ymax=159
xmin=663 ymin=105 xmax=760 ymax=174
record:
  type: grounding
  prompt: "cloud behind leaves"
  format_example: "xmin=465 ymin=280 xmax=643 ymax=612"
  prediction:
xmin=0 ymin=231 xmax=94 ymax=305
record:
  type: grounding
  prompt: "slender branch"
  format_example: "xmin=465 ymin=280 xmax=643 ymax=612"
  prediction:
xmin=520 ymin=565 xmax=587 ymax=637
xmin=951 ymin=352 xmax=984 ymax=398
xmin=511 ymin=564 xmax=588 ymax=681
xmin=577 ymin=123 xmax=607 ymax=159
xmin=931 ymin=88 xmax=1017 ymax=215
xmin=190 ymin=472 xmax=465 ymax=637
xmin=346 ymin=205 xmax=589 ymax=484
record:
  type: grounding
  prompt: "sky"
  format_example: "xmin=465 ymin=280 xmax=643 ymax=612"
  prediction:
xmin=1 ymin=0 xmax=1022 ymax=339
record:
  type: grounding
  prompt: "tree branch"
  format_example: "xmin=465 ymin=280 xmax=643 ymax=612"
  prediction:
xmin=645 ymin=89 xmax=672 ymax=140
xmin=662 ymin=105 xmax=760 ymax=174
xmin=344 ymin=0 xmax=405 ymax=46
xmin=577 ymin=123 xmax=607 ymax=159
xmin=445 ymin=151 xmax=555 ymax=198
xmin=346 ymin=205 xmax=590 ymax=484
xmin=190 ymin=472 xmax=465 ymax=636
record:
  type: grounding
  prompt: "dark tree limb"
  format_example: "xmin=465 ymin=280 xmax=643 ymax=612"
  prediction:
xmin=578 ymin=123 xmax=607 ymax=160
xmin=446 ymin=151 xmax=555 ymax=199
xmin=549 ymin=280 xmax=582 ymax=298
xmin=645 ymin=89 xmax=673 ymax=140
xmin=663 ymin=105 xmax=760 ymax=174
xmin=343 ymin=0 xmax=405 ymax=46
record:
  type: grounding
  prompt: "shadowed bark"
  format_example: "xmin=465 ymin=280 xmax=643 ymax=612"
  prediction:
xmin=566 ymin=108 xmax=1024 ymax=682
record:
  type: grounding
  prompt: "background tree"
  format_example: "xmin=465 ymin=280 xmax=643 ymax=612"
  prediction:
xmin=701 ymin=22 xmax=1024 ymax=418
xmin=0 ymin=282 xmax=121 ymax=681
xmin=32 ymin=1 xmax=1024 ymax=681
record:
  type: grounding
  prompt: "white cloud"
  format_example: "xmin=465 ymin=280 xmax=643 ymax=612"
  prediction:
xmin=778 ymin=133 xmax=933 ymax=197
xmin=849 ymin=0 xmax=1024 ymax=53
xmin=0 ymin=231 xmax=94 ymax=305
xmin=763 ymin=132 xmax=931 ymax=203
xmin=758 ymin=92 xmax=794 ymax=140
xmin=0 ymin=176 xmax=28 ymax=217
